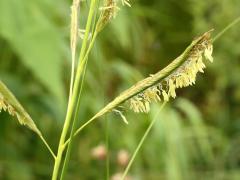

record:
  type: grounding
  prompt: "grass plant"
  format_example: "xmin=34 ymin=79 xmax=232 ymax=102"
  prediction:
xmin=0 ymin=0 xmax=240 ymax=179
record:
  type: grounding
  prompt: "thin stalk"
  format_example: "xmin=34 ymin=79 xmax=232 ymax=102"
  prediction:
xmin=105 ymin=116 xmax=110 ymax=180
xmin=51 ymin=0 xmax=97 ymax=179
xmin=60 ymin=9 xmax=99 ymax=178
xmin=40 ymin=135 xmax=56 ymax=159
xmin=63 ymin=115 xmax=97 ymax=149
xmin=121 ymin=102 xmax=167 ymax=180
xmin=60 ymin=59 xmax=89 ymax=180
xmin=212 ymin=16 xmax=240 ymax=42
xmin=62 ymin=32 xmax=98 ymax=149
xmin=75 ymin=30 xmax=98 ymax=78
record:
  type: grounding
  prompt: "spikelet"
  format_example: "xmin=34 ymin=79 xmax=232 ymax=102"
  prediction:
xmin=128 ymin=31 xmax=214 ymax=113
xmin=96 ymin=0 xmax=119 ymax=32
xmin=96 ymin=0 xmax=131 ymax=32
xmin=70 ymin=0 xmax=80 ymax=56
xmin=0 ymin=81 xmax=42 ymax=136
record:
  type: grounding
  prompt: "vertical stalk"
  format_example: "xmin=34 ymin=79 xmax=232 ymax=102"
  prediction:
xmin=121 ymin=102 xmax=167 ymax=180
xmin=51 ymin=0 xmax=97 ymax=179
xmin=60 ymin=59 xmax=88 ymax=180
xmin=60 ymin=15 xmax=99 ymax=178
xmin=105 ymin=117 xmax=110 ymax=180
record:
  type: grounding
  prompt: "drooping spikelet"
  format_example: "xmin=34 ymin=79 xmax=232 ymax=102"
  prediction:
xmin=96 ymin=0 xmax=131 ymax=32
xmin=96 ymin=0 xmax=119 ymax=32
xmin=0 ymin=81 xmax=42 ymax=136
xmin=129 ymin=31 xmax=214 ymax=113
xmin=82 ymin=30 xmax=213 ymax=123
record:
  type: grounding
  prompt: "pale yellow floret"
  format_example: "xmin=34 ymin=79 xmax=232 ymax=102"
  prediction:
xmin=162 ymin=90 xmax=169 ymax=102
xmin=168 ymin=79 xmax=176 ymax=98
xmin=144 ymin=101 xmax=150 ymax=112
xmin=204 ymin=45 xmax=213 ymax=62
xmin=144 ymin=87 xmax=161 ymax=102
xmin=129 ymin=97 xmax=149 ymax=113
xmin=196 ymin=56 xmax=205 ymax=73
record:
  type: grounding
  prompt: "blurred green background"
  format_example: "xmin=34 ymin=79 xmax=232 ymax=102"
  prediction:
xmin=0 ymin=0 xmax=240 ymax=179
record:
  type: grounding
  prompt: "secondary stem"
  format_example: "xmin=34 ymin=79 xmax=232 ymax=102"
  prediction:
xmin=212 ymin=16 xmax=240 ymax=42
xmin=51 ymin=1 xmax=97 ymax=179
xmin=40 ymin=135 xmax=56 ymax=159
xmin=121 ymin=102 xmax=167 ymax=180
xmin=60 ymin=58 xmax=88 ymax=180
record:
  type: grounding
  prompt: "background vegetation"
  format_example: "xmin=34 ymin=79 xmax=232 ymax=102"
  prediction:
xmin=0 ymin=0 xmax=240 ymax=179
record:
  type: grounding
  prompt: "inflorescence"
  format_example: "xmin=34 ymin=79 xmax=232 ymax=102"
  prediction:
xmin=97 ymin=0 xmax=131 ymax=32
xmin=129 ymin=33 xmax=213 ymax=113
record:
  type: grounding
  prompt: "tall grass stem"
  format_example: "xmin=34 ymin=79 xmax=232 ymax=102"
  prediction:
xmin=52 ymin=0 xmax=97 ymax=179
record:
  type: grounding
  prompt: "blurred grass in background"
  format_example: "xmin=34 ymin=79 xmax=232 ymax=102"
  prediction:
xmin=0 ymin=0 xmax=240 ymax=179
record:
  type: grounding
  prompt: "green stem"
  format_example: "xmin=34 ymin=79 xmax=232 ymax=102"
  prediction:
xmin=63 ymin=115 xmax=96 ymax=149
xmin=60 ymin=16 xmax=99 ymax=177
xmin=105 ymin=116 xmax=110 ymax=180
xmin=40 ymin=135 xmax=56 ymax=159
xmin=121 ymin=102 xmax=167 ymax=180
xmin=60 ymin=58 xmax=88 ymax=180
xmin=212 ymin=16 xmax=240 ymax=42
xmin=51 ymin=1 xmax=97 ymax=179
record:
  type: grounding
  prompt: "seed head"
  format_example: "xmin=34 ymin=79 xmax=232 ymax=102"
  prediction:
xmin=128 ymin=32 xmax=213 ymax=113
xmin=96 ymin=0 xmax=131 ymax=32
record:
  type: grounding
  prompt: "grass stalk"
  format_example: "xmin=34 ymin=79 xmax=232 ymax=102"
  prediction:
xmin=60 ymin=10 xmax=99 ymax=178
xmin=105 ymin=116 xmax=110 ymax=180
xmin=60 ymin=58 xmax=89 ymax=180
xmin=121 ymin=102 xmax=167 ymax=180
xmin=212 ymin=16 xmax=240 ymax=42
xmin=40 ymin=135 xmax=56 ymax=159
xmin=51 ymin=0 xmax=97 ymax=179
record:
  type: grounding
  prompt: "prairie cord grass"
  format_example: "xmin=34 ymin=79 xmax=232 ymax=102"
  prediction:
xmin=1 ymin=0 xmax=240 ymax=179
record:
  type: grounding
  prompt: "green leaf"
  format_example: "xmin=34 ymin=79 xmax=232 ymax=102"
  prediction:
xmin=0 ymin=80 xmax=41 ymax=136
xmin=0 ymin=0 xmax=66 ymax=108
